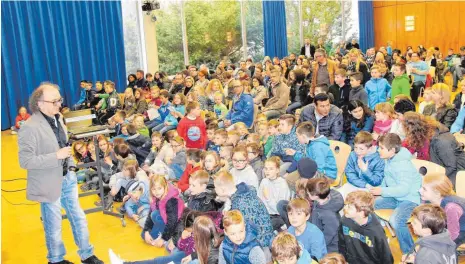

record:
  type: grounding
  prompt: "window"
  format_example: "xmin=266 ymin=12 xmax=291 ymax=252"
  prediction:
xmin=285 ymin=0 xmax=301 ymax=56
xmin=121 ymin=0 xmax=145 ymax=77
xmin=244 ymin=0 xmax=264 ymax=62
xmin=153 ymin=0 xmax=184 ymax=75
xmin=184 ymin=0 xmax=242 ymax=71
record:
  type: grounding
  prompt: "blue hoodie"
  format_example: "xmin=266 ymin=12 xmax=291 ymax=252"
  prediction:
xmin=222 ymin=222 xmax=261 ymax=264
xmin=381 ymin=147 xmax=421 ymax=204
xmin=157 ymin=101 xmax=172 ymax=122
xmin=288 ymin=221 xmax=328 ymax=260
xmin=76 ymin=88 xmax=86 ymax=105
xmin=345 ymin=147 xmax=385 ymax=188
xmin=365 ymin=77 xmax=391 ymax=110
xmin=451 ymin=106 xmax=465 ymax=133
xmin=164 ymin=104 xmax=185 ymax=127
xmin=294 ymin=136 xmax=337 ymax=179
xmin=296 ymin=246 xmax=313 ymax=264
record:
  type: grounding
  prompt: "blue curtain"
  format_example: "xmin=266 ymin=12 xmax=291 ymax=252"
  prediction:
xmin=358 ymin=0 xmax=375 ymax=52
xmin=1 ymin=1 xmax=126 ymax=130
xmin=263 ymin=0 xmax=288 ymax=59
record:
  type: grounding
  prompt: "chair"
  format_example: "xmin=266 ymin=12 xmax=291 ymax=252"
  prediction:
xmin=411 ymin=159 xmax=446 ymax=176
xmin=328 ymin=140 xmax=351 ymax=187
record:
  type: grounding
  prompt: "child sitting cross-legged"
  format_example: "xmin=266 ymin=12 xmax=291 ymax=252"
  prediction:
xmin=121 ymin=178 xmax=150 ymax=228
xmin=286 ymin=198 xmax=327 ymax=261
xmin=285 ymin=121 xmax=337 ymax=181
xmin=339 ymin=191 xmax=393 ymax=264
xmin=258 ymin=156 xmax=291 ymax=231
xmin=218 ymin=210 xmax=267 ymax=264
xmin=306 ymin=178 xmax=344 ymax=253
xmin=142 ymin=132 xmax=164 ymax=171
xmin=186 ymin=170 xmax=219 ymax=212
xmin=339 ymin=131 xmax=385 ymax=199
xmin=229 ymin=145 xmax=259 ymax=190
xmin=404 ymin=204 xmax=458 ymax=264
xmin=271 ymin=232 xmax=317 ymax=264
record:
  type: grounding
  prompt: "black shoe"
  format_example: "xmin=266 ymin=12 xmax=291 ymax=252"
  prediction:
xmin=49 ymin=260 xmax=74 ymax=264
xmin=81 ymin=255 xmax=104 ymax=264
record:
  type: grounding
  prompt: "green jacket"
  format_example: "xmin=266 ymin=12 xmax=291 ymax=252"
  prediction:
xmin=390 ymin=74 xmax=410 ymax=104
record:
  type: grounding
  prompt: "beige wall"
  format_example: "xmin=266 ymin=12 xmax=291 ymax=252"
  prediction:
xmin=143 ymin=15 xmax=159 ymax=73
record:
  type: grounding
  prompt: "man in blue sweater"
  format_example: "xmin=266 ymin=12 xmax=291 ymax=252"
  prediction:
xmin=224 ymin=80 xmax=254 ymax=129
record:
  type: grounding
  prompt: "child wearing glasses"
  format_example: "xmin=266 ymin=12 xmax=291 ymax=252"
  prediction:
xmin=229 ymin=145 xmax=259 ymax=190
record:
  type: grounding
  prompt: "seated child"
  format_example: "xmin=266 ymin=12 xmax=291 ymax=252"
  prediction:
xmin=258 ymin=157 xmax=291 ymax=231
xmin=214 ymin=92 xmax=229 ymax=120
xmin=348 ymin=72 xmax=368 ymax=105
xmin=319 ymin=253 xmax=348 ymax=264
xmin=419 ymin=87 xmax=433 ymax=114
xmin=202 ymin=151 xmax=222 ymax=190
xmin=339 ymin=131 xmax=385 ymax=199
xmin=339 ymin=191 xmax=393 ymax=264
xmin=286 ymin=198 xmax=327 ymax=260
xmin=219 ymin=145 xmax=234 ymax=171
xmin=271 ymin=232 xmax=316 ymax=264
xmin=306 ymin=178 xmax=344 ymax=253
xmin=143 ymin=132 xmax=164 ymax=170
xmin=177 ymin=148 xmax=202 ymax=193
xmin=226 ymin=130 xmax=241 ymax=147
xmin=229 ymin=146 xmax=259 ymax=190
xmin=211 ymin=128 xmax=228 ymax=154
xmin=372 ymin=102 xmax=395 ymax=142
xmin=133 ymin=114 xmax=150 ymax=138
xmin=155 ymin=130 xmax=178 ymax=163
xmin=169 ymin=136 xmax=187 ymax=180
xmin=245 ymin=133 xmax=260 ymax=145
xmin=218 ymin=210 xmax=267 ymax=264
xmin=214 ymin=171 xmax=275 ymax=247
xmin=111 ymin=110 xmax=127 ymax=137
xmin=177 ymin=101 xmax=207 ymax=149
xmin=234 ymin=122 xmax=249 ymax=141
xmin=186 ymin=170 xmax=219 ymax=212
xmin=255 ymin=121 xmax=273 ymax=157
xmin=153 ymin=93 xmax=186 ymax=135
xmin=286 ymin=121 xmax=337 ymax=180
xmin=315 ymin=84 xmax=335 ymax=104
xmin=369 ymin=133 xmax=421 ymax=256
xmin=206 ymin=123 xmax=219 ymax=152
xmin=149 ymin=148 xmax=176 ymax=180
xmin=247 ymin=143 xmax=264 ymax=182
xmin=420 ymin=174 xmax=465 ymax=248
xmin=126 ymin=124 xmax=152 ymax=166
xmin=122 ymin=177 xmax=150 ymax=228
xmin=142 ymin=175 xmax=185 ymax=248
xmin=97 ymin=81 xmax=120 ymax=124
xmin=405 ymin=204 xmax=457 ymax=264
xmin=148 ymin=86 xmax=161 ymax=107
xmin=11 ymin=106 xmax=30 ymax=134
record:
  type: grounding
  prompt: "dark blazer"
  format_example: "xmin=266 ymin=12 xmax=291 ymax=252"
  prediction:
xmin=300 ymin=44 xmax=316 ymax=58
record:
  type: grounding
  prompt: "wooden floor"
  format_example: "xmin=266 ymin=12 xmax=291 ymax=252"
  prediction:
xmin=1 ymin=127 xmax=464 ymax=263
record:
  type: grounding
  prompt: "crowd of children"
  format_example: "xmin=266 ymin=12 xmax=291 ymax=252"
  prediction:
xmin=12 ymin=45 xmax=465 ymax=264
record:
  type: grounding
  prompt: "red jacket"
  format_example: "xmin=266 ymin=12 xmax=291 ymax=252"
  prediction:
xmin=15 ymin=113 xmax=31 ymax=129
xmin=177 ymin=164 xmax=201 ymax=192
xmin=177 ymin=116 xmax=207 ymax=149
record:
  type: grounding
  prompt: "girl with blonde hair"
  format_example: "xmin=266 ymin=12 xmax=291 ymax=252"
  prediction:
xmin=423 ymin=83 xmax=458 ymax=130
xmin=347 ymin=49 xmax=370 ymax=84
xmin=205 ymin=79 xmax=224 ymax=112
xmin=420 ymin=173 xmax=465 ymax=248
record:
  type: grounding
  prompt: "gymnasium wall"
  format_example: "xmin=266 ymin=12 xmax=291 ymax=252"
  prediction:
xmin=373 ymin=1 xmax=464 ymax=53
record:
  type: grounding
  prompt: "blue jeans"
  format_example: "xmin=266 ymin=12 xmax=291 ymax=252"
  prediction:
xmin=40 ymin=172 xmax=94 ymax=263
xmin=145 ymin=119 xmax=162 ymax=130
xmin=152 ymin=124 xmax=176 ymax=135
xmin=126 ymin=248 xmax=186 ymax=264
xmin=286 ymin=102 xmax=302 ymax=114
xmin=374 ymin=197 xmax=417 ymax=254
xmin=277 ymin=200 xmax=290 ymax=227
xmin=140 ymin=210 xmax=166 ymax=242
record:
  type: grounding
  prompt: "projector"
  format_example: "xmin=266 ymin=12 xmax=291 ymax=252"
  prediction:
xmin=142 ymin=1 xmax=160 ymax=12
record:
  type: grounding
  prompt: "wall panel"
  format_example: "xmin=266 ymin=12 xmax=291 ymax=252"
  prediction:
xmin=374 ymin=5 xmax=397 ymax=49
xmin=425 ymin=1 xmax=459 ymax=52
xmin=396 ymin=2 xmax=425 ymax=52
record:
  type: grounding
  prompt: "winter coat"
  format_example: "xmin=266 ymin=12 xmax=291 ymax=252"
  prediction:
xmin=365 ymin=77 xmax=391 ymax=109
xmin=345 ymin=148 xmax=384 ymax=188
xmin=294 ymin=136 xmax=337 ymax=180
xmin=380 ymin=147 xmax=422 ymax=204
xmin=268 ymin=127 xmax=305 ymax=162
xmin=265 ymin=82 xmax=290 ymax=114
xmin=347 ymin=115 xmax=374 ymax=146
xmin=187 ymin=189 xmax=220 ymax=212
xmin=328 ymin=83 xmax=350 ymax=108
xmin=221 ymin=222 xmax=263 ymax=264
xmin=300 ymin=103 xmax=344 ymax=140
xmin=290 ymin=81 xmax=311 ymax=105
xmin=230 ymin=182 xmax=275 ymax=247
xmin=310 ymin=189 xmax=344 ymax=253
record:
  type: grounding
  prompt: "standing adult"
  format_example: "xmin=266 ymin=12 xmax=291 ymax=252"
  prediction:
xmin=135 ymin=69 xmax=149 ymax=90
xmin=300 ymin=38 xmax=316 ymax=58
xmin=345 ymin=38 xmax=360 ymax=50
xmin=407 ymin=52 xmax=429 ymax=102
xmin=311 ymin=48 xmax=337 ymax=95
xmin=18 ymin=83 xmax=103 ymax=264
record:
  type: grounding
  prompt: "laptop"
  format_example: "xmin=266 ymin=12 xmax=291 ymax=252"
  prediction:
xmin=63 ymin=109 xmax=108 ymax=135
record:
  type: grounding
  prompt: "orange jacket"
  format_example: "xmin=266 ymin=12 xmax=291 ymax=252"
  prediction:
xmin=311 ymin=59 xmax=337 ymax=94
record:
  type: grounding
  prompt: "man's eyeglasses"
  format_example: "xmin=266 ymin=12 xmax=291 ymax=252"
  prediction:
xmin=41 ymin=98 xmax=63 ymax=106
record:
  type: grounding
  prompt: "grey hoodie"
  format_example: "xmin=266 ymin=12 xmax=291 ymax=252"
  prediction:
xmin=349 ymin=85 xmax=368 ymax=105
xmin=413 ymin=230 xmax=457 ymax=264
